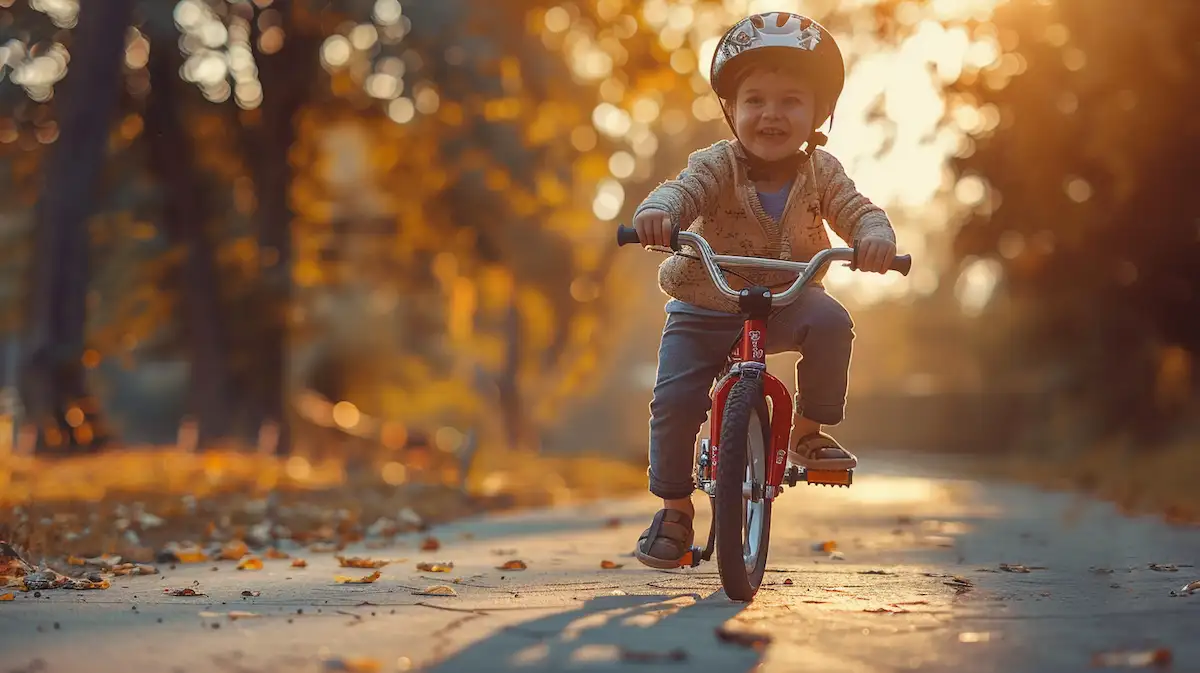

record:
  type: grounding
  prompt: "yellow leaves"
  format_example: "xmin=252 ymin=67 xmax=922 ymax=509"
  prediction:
xmin=600 ymin=560 xmax=624 ymax=569
xmin=536 ymin=172 xmax=570 ymax=207
xmin=484 ymin=98 xmax=524 ymax=121
xmin=416 ymin=562 xmax=454 ymax=573
xmin=335 ymin=570 xmax=381 ymax=584
xmin=236 ymin=556 xmax=264 ymax=571
xmin=337 ymin=556 xmax=390 ymax=569
xmin=496 ymin=560 xmax=527 ymax=571
xmin=221 ymin=540 xmax=250 ymax=560
xmin=412 ymin=584 xmax=457 ymax=597
xmin=516 ymin=287 xmax=556 ymax=352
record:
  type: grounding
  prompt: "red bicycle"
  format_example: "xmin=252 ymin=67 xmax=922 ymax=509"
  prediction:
xmin=617 ymin=224 xmax=912 ymax=601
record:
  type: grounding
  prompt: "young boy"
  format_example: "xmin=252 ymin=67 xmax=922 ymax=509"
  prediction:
xmin=631 ymin=12 xmax=898 ymax=569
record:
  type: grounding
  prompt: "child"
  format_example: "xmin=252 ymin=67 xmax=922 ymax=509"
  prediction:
xmin=631 ymin=12 xmax=898 ymax=569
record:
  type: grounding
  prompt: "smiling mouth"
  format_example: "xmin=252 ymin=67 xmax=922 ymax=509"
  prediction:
xmin=758 ymin=128 xmax=789 ymax=139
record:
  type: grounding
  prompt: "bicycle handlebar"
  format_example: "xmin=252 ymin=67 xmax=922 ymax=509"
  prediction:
xmin=616 ymin=224 xmax=911 ymax=306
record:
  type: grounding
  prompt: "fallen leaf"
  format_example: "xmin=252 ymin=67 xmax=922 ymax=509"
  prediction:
xmin=335 ymin=570 xmax=381 ymax=584
xmin=999 ymin=563 xmax=1041 ymax=573
xmin=412 ymin=584 xmax=457 ymax=596
xmin=227 ymin=610 xmax=260 ymax=620
xmin=291 ymin=559 xmax=308 ymax=568
xmin=337 ymin=556 xmax=390 ymax=569
xmin=813 ymin=541 xmax=837 ymax=553
xmin=600 ymin=560 xmax=624 ymax=569
xmin=241 ymin=590 xmax=261 ymax=597
xmin=783 ymin=578 xmax=794 ymax=586
xmin=1170 ymin=580 xmax=1200 ymax=597
xmin=265 ymin=547 xmax=290 ymax=559
xmin=864 ymin=606 xmax=908 ymax=614
xmin=416 ymin=562 xmax=454 ymax=573
xmin=715 ymin=626 xmax=772 ymax=649
xmin=1149 ymin=563 xmax=1180 ymax=572
xmin=0 ymin=593 xmax=13 ymax=601
xmin=604 ymin=518 xmax=621 ymax=529
xmin=220 ymin=541 xmax=250 ymax=560
xmin=165 ymin=587 xmax=206 ymax=597
xmin=490 ymin=548 xmax=518 ymax=556
xmin=237 ymin=557 xmax=264 ymax=571
xmin=420 ymin=537 xmax=441 ymax=551
xmin=496 ymin=560 xmax=527 ymax=570
xmin=110 ymin=563 xmax=158 ymax=576
xmin=1091 ymin=648 xmax=1172 ymax=668
xmin=859 ymin=570 xmax=893 ymax=575
xmin=322 ymin=656 xmax=383 ymax=672
xmin=619 ymin=648 xmax=688 ymax=662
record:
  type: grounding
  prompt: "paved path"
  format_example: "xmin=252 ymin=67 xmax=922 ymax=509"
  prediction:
xmin=3 ymin=454 xmax=1198 ymax=673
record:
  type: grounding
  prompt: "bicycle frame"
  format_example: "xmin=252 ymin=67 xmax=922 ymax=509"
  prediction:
xmin=708 ymin=321 xmax=794 ymax=500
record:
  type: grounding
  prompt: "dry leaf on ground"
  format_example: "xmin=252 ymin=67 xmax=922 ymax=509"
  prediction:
xmin=321 ymin=656 xmax=383 ymax=672
xmin=337 ymin=556 xmax=390 ymax=569
xmin=220 ymin=541 xmax=250 ymax=560
xmin=619 ymin=648 xmax=687 ymax=663
xmin=237 ymin=557 xmax=264 ymax=571
xmin=0 ymin=593 xmax=13 ymax=601
xmin=227 ymin=611 xmax=261 ymax=620
xmin=291 ymin=559 xmax=308 ymax=568
xmin=412 ymin=584 xmax=457 ymax=596
xmin=1091 ymin=648 xmax=1172 ymax=668
xmin=416 ymin=562 xmax=454 ymax=573
xmin=812 ymin=541 xmax=837 ymax=553
xmin=241 ymin=590 xmax=261 ymax=597
xmin=496 ymin=560 xmax=527 ymax=570
xmin=600 ymin=560 xmax=624 ymax=569
xmin=335 ymin=570 xmax=381 ymax=584
xmin=1170 ymin=580 xmax=1200 ymax=597
xmin=165 ymin=581 xmax=206 ymax=596
xmin=715 ymin=627 xmax=772 ymax=649
xmin=265 ymin=548 xmax=290 ymax=559
xmin=420 ymin=537 xmax=441 ymax=551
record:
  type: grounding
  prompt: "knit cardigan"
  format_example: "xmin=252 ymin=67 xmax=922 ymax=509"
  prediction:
xmin=633 ymin=140 xmax=896 ymax=313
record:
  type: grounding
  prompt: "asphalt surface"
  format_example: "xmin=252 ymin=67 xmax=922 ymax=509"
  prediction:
xmin=2 ymin=453 xmax=1198 ymax=673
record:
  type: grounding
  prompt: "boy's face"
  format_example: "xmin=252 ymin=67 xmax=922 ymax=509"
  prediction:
xmin=730 ymin=69 xmax=819 ymax=163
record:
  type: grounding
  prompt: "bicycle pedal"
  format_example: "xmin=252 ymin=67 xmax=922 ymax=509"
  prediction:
xmin=804 ymin=468 xmax=853 ymax=487
xmin=678 ymin=546 xmax=704 ymax=568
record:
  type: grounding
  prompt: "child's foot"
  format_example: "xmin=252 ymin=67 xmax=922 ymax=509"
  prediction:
xmin=790 ymin=432 xmax=858 ymax=471
xmin=634 ymin=507 xmax=694 ymax=569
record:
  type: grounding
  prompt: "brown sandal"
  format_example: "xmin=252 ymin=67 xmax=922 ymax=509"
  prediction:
xmin=634 ymin=508 xmax=695 ymax=569
xmin=790 ymin=432 xmax=858 ymax=471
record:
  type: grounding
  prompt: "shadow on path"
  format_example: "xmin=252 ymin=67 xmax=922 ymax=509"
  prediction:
xmin=426 ymin=592 xmax=759 ymax=673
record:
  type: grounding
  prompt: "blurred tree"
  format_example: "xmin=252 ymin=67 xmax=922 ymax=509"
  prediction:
xmin=143 ymin=24 xmax=235 ymax=446
xmin=20 ymin=0 xmax=135 ymax=453
xmin=953 ymin=0 xmax=1200 ymax=438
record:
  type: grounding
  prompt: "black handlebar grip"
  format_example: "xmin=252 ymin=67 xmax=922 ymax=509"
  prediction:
xmin=616 ymin=224 xmax=681 ymax=251
xmin=890 ymin=254 xmax=913 ymax=276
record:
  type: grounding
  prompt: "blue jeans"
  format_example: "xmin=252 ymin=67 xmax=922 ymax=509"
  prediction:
xmin=647 ymin=288 xmax=854 ymax=500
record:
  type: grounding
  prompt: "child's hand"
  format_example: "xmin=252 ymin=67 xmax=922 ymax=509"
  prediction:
xmin=633 ymin=208 xmax=675 ymax=248
xmin=853 ymin=236 xmax=898 ymax=274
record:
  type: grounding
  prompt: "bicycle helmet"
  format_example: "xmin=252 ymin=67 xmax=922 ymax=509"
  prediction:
xmin=710 ymin=12 xmax=846 ymax=175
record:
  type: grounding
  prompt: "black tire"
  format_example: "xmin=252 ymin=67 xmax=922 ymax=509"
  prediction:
xmin=714 ymin=375 xmax=773 ymax=602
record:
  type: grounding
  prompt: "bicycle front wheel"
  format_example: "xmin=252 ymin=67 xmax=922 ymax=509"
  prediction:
xmin=714 ymin=375 xmax=772 ymax=602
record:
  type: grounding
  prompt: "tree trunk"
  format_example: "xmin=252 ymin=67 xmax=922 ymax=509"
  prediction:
xmin=144 ymin=37 xmax=234 ymax=446
xmin=245 ymin=2 xmax=320 ymax=454
xmin=20 ymin=0 xmax=135 ymax=453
